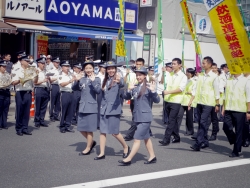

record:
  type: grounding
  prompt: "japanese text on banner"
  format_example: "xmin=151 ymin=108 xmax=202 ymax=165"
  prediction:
xmin=37 ymin=35 xmax=48 ymax=58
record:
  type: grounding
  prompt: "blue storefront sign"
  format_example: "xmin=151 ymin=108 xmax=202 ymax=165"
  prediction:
xmin=45 ymin=0 xmax=138 ymax=30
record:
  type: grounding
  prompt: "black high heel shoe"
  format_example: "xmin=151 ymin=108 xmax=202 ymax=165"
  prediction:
xmin=144 ymin=157 xmax=157 ymax=164
xmin=94 ymin=155 xmax=105 ymax=160
xmin=123 ymin=146 xmax=130 ymax=158
xmin=118 ymin=160 xmax=131 ymax=166
xmin=79 ymin=141 xmax=97 ymax=156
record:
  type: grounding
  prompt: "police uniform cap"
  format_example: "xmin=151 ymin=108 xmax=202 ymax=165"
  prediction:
xmin=47 ymin=55 xmax=52 ymax=59
xmin=52 ymin=57 xmax=60 ymax=63
xmin=134 ymin=66 xmax=148 ymax=75
xmin=0 ymin=60 xmax=8 ymax=66
xmin=36 ymin=57 xmax=46 ymax=64
xmin=16 ymin=51 xmax=26 ymax=56
xmin=19 ymin=55 xmax=30 ymax=62
xmin=165 ymin=62 xmax=172 ymax=68
xmin=148 ymin=66 xmax=154 ymax=71
xmin=106 ymin=61 xmax=117 ymax=68
xmin=60 ymin=60 xmax=70 ymax=67
xmin=74 ymin=63 xmax=82 ymax=69
xmin=99 ymin=62 xmax=107 ymax=68
xmin=85 ymin=55 xmax=93 ymax=60
xmin=83 ymin=61 xmax=94 ymax=67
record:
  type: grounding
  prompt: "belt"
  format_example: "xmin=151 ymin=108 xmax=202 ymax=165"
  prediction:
xmin=61 ymin=91 xmax=73 ymax=93
xmin=51 ymin=84 xmax=59 ymax=85
xmin=17 ymin=90 xmax=32 ymax=93
xmin=0 ymin=88 xmax=10 ymax=91
xmin=35 ymin=87 xmax=48 ymax=90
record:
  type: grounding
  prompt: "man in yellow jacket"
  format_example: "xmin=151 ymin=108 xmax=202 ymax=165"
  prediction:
xmin=222 ymin=74 xmax=250 ymax=157
xmin=190 ymin=56 xmax=220 ymax=151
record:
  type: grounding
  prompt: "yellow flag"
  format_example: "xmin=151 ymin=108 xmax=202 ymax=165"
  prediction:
xmin=203 ymin=0 xmax=250 ymax=74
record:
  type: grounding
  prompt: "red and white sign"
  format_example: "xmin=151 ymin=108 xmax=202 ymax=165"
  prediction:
xmin=140 ymin=0 xmax=153 ymax=7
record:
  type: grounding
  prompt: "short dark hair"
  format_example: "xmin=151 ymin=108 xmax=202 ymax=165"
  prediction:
xmin=203 ymin=56 xmax=213 ymax=64
xmin=129 ymin=60 xmax=135 ymax=64
xmin=172 ymin=58 xmax=182 ymax=65
xmin=212 ymin=63 xmax=217 ymax=67
xmin=136 ymin=58 xmax=145 ymax=65
xmin=217 ymin=68 xmax=222 ymax=75
xmin=186 ymin=68 xmax=196 ymax=77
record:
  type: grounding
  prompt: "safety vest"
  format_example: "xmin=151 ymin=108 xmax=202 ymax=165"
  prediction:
xmin=225 ymin=76 xmax=247 ymax=113
xmin=182 ymin=78 xmax=197 ymax=107
xmin=164 ymin=71 xmax=186 ymax=103
xmin=195 ymin=71 xmax=218 ymax=106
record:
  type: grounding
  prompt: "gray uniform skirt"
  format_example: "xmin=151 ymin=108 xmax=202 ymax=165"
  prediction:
xmin=100 ymin=115 xmax=120 ymax=134
xmin=77 ymin=113 xmax=98 ymax=132
xmin=134 ymin=122 xmax=151 ymax=140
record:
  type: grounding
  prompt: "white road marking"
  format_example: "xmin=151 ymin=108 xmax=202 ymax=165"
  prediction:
xmin=53 ymin=159 xmax=250 ymax=188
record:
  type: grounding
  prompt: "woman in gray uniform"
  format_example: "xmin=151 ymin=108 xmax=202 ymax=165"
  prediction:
xmin=119 ymin=67 xmax=160 ymax=165
xmin=72 ymin=61 xmax=101 ymax=155
xmin=94 ymin=61 xmax=130 ymax=160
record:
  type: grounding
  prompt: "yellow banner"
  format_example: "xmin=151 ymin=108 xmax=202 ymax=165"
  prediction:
xmin=180 ymin=0 xmax=202 ymax=55
xmin=203 ymin=0 xmax=250 ymax=74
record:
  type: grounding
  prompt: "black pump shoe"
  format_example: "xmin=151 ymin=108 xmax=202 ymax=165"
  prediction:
xmin=123 ymin=146 xmax=130 ymax=158
xmin=144 ymin=157 xmax=157 ymax=164
xmin=118 ymin=160 xmax=131 ymax=166
xmin=94 ymin=155 xmax=105 ymax=160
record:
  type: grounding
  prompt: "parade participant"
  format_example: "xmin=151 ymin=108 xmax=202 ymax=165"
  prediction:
xmin=124 ymin=58 xmax=149 ymax=141
xmin=71 ymin=63 xmax=84 ymax=125
xmin=11 ymin=54 xmax=38 ymax=136
xmin=161 ymin=62 xmax=172 ymax=124
xmin=58 ymin=60 xmax=75 ymax=133
xmin=176 ymin=68 xmax=196 ymax=136
xmin=46 ymin=55 xmax=54 ymax=72
xmin=28 ymin=55 xmax=37 ymax=68
xmin=0 ymin=60 xmax=12 ymax=130
xmin=190 ymin=56 xmax=220 ymax=151
xmin=222 ymin=73 xmax=250 ymax=157
xmin=159 ymin=58 xmax=187 ymax=146
xmin=48 ymin=57 xmax=61 ymax=121
xmin=12 ymin=51 xmax=25 ymax=70
xmin=2 ymin=54 xmax=13 ymax=74
xmin=221 ymin=64 xmax=230 ymax=80
xmin=95 ymin=61 xmax=130 ymax=160
xmin=119 ymin=67 xmax=160 ymax=165
xmin=72 ymin=61 xmax=101 ymax=155
xmin=33 ymin=57 xmax=50 ymax=128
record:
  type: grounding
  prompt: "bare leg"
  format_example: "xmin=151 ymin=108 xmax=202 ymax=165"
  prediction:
xmin=112 ymin=133 xmax=129 ymax=153
xmin=123 ymin=139 xmax=141 ymax=162
xmin=144 ymin=138 xmax=156 ymax=161
xmin=98 ymin=133 xmax=106 ymax=157
xmin=80 ymin=131 xmax=87 ymax=138
xmin=82 ymin=132 xmax=93 ymax=154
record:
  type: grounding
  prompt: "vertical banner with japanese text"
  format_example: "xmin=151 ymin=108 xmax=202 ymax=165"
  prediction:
xmin=37 ymin=35 xmax=48 ymax=58
xmin=203 ymin=0 xmax=250 ymax=74
xmin=180 ymin=0 xmax=202 ymax=72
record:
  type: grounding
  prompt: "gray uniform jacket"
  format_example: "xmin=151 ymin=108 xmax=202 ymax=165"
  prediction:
xmin=72 ymin=77 xmax=101 ymax=114
xmin=124 ymin=86 xmax=160 ymax=122
xmin=100 ymin=78 xmax=124 ymax=115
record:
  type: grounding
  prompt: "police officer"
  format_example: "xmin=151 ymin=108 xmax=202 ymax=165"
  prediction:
xmin=11 ymin=54 xmax=38 ymax=136
xmin=190 ymin=57 xmax=220 ymax=151
xmin=0 ymin=60 xmax=12 ymax=130
xmin=58 ymin=60 xmax=75 ymax=133
xmin=12 ymin=51 xmax=25 ymax=70
xmin=2 ymin=54 xmax=13 ymax=74
xmin=34 ymin=57 xmax=50 ymax=128
xmin=71 ymin=63 xmax=84 ymax=125
xmin=159 ymin=58 xmax=187 ymax=146
xmin=48 ymin=57 xmax=61 ymax=121
xmin=222 ymin=73 xmax=250 ymax=157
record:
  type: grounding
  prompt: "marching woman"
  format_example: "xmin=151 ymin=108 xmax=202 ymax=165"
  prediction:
xmin=119 ymin=67 xmax=160 ymax=165
xmin=95 ymin=61 xmax=130 ymax=160
xmin=176 ymin=68 xmax=197 ymax=136
xmin=72 ymin=61 xmax=101 ymax=155
xmin=0 ymin=60 xmax=12 ymax=130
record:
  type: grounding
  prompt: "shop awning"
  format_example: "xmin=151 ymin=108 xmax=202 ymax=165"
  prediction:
xmin=7 ymin=22 xmax=143 ymax=41
xmin=0 ymin=21 xmax=17 ymax=34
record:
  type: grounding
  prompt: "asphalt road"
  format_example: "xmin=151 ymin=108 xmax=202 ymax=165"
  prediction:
xmin=0 ymin=99 xmax=250 ymax=188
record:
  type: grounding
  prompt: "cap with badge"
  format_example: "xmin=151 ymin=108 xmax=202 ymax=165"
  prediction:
xmin=85 ymin=55 xmax=93 ymax=61
xmin=36 ymin=57 xmax=46 ymax=64
xmin=16 ymin=51 xmax=26 ymax=57
xmin=148 ymin=66 xmax=154 ymax=71
xmin=47 ymin=55 xmax=52 ymax=59
xmin=52 ymin=57 xmax=60 ymax=63
xmin=165 ymin=62 xmax=172 ymax=68
xmin=134 ymin=66 xmax=148 ymax=75
xmin=60 ymin=60 xmax=70 ymax=67
xmin=106 ymin=61 xmax=117 ymax=68
xmin=99 ymin=62 xmax=106 ymax=68
xmin=83 ymin=61 xmax=94 ymax=67
xmin=74 ymin=63 xmax=82 ymax=69
xmin=19 ymin=54 xmax=30 ymax=62
xmin=0 ymin=60 xmax=7 ymax=66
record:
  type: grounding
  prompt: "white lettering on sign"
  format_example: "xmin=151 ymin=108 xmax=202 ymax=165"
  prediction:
xmin=60 ymin=1 xmax=70 ymax=15
xmin=48 ymin=0 xmax=58 ymax=13
xmin=93 ymin=6 xmax=103 ymax=18
xmin=104 ymin=8 xmax=112 ymax=20
xmin=72 ymin=3 xmax=81 ymax=16
xmin=81 ymin=4 xmax=91 ymax=17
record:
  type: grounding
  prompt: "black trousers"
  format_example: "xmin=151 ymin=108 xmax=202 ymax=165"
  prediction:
xmin=60 ymin=92 xmax=74 ymax=131
xmin=163 ymin=102 xmax=181 ymax=141
xmin=223 ymin=111 xmax=245 ymax=154
xmin=177 ymin=106 xmax=194 ymax=135
xmin=49 ymin=85 xmax=61 ymax=119
xmin=34 ymin=87 xmax=50 ymax=125
xmin=15 ymin=91 xmax=32 ymax=133
xmin=196 ymin=104 xmax=213 ymax=146
xmin=193 ymin=108 xmax=198 ymax=122
xmin=0 ymin=89 xmax=10 ymax=128
xmin=243 ymin=120 xmax=250 ymax=142
xmin=206 ymin=107 xmax=219 ymax=136
xmin=72 ymin=90 xmax=81 ymax=124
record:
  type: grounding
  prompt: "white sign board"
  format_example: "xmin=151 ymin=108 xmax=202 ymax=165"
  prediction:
xmin=142 ymin=51 xmax=149 ymax=66
xmin=140 ymin=0 xmax=153 ymax=7
xmin=146 ymin=21 xmax=153 ymax=30
xmin=195 ymin=15 xmax=211 ymax=34
xmin=5 ymin=0 xmax=45 ymax=20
